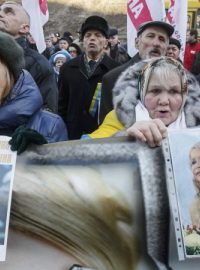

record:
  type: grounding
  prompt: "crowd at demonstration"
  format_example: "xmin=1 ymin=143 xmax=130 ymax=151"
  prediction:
xmin=0 ymin=2 xmax=199 ymax=149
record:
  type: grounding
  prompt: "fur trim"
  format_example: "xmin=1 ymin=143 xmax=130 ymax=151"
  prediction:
xmin=113 ymin=59 xmax=200 ymax=128
xmin=0 ymin=32 xmax=25 ymax=81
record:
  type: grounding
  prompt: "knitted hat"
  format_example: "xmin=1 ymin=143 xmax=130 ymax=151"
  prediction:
xmin=53 ymin=53 xmax=67 ymax=63
xmin=80 ymin=16 xmax=109 ymax=39
xmin=169 ymin=38 xmax=181 ymax=50
xmin=0 ymin=32 xmax=25 ymax=81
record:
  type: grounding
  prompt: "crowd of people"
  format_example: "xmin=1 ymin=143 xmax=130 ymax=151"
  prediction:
xmin=0 ymin=1 xmax=200 ymax=146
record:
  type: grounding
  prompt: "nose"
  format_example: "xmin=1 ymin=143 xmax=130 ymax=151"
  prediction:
xmin=158 ymin=92 xmax=169 ymax=105
xmin=152 ymin=37 xmax=161 ymax=47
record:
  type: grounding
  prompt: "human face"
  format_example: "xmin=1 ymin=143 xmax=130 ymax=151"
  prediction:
xmin=50 ymin=33 xmax=58 ymax=44
xmin=0 ymin=3 xmax=29 ymax=37
xmin=83 ymin=30 xmax=108 ymax=59
xmin=59 ymin=40 xmax=69 ymax=50
xmin=144 ymin=71 xmax=183 ymax=126
xmin=55 ymin=58 xmax=66 ymax=72
xmin=135 ymin=26 xmax=169 ymax=59
xmin=109 ymin=34 xmax=119 ymax=47
xmin=166 ymin=44 xmax=180 ymax=60
xmin=68 ymin=46 xmax=78 ymax=58
xmin=190 ymin=148 xmax=200 ymax=183
xmin=45 ymin=39 xmax=53 ymax=48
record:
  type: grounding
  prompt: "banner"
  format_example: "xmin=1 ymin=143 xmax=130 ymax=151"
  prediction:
xmin=22 ymin=0 xmax=49 ymax=53
xmin=127 ymin=0 xmax=166 ymax=57
xmin=166 ymin=0 xmax=188 ymax=61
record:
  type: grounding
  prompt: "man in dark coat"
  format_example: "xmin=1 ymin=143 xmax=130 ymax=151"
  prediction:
xmin=0 ymin=1 xmax=58 ymax=113
xmin=99 ymin=21 xmax=174 ymax=124
xmin=58 ymin=16 xmax=118 ymax=140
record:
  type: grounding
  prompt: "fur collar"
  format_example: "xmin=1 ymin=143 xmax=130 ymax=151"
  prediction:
xmin=112 ymin=59 xmax=200 ymax=128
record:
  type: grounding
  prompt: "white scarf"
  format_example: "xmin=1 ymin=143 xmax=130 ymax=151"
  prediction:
xmin=135 ymin=101 xmax=186 ymax=130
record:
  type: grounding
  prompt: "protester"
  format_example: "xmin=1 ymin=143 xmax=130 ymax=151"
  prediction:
xmin=189 ymin=142 xmax=200 ymax=228
xmin=184 ymin=29 xmax=200 ymax=72
xmin=68 ymin=42 xmax=82 ymax=58
xmin=58 ymin=37 xmax=71 ymax=51
xmin=82 ymin=57 xmax=200 ymax=148
xmin=42 ymin=36 xmax=55 ymax=60
xmin=166 ymin=37 xmax=181 ymax=61
xmin=50 ymin=51 xmax=72 ymax=82
xmin=99 ymin=21 xmax=174 ymax=124
xmin=108 ymin=27 xmax=130 ymax=64
xmin=58 ymin=15 xmax=118 ymax=140
xmin=0 ymin=31 xmax=67 ymax=144
xmin=0 ymin=1 xmax=58 ymax=113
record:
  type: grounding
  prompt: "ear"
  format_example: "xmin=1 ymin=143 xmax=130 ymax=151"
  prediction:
xmin=19 ymin=24 xmax=30 ymax=35
xmin=135 ymin=37 xmax=139 ymax=50
xmin=104 ymin=39 xmax=108 ymax=48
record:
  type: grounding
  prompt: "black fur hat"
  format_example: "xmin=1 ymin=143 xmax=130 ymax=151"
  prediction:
xmin=0 ymin=32 xmax=25 ymax=81
xmin=80 ymin=16 xmax=109 ymax=39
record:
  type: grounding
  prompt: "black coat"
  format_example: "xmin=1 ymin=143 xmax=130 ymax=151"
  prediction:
xmin=58 ymin=53 xmax=118 ymax=140
xmin=16 ymin=37 xmax=58 ymax=113
xmin=99 ymin=53 xmax=141 ymax=124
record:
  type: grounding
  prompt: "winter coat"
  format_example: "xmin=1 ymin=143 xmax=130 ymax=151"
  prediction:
xmin=85 ymin=62 xmax=200 ymax=139
xmin=16 ymin=37 xmax=58 ymax=113
xmin=0 ymin=70 xmax=43 ymax=136
xmin=99 ymin=53 xmax=141 ymax=124
xmin=58 ymin=53 xmax=118 ymax=140
xmin=184 ymin=41 xmax=200 ymax=72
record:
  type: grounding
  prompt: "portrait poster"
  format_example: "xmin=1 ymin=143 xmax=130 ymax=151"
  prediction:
xmin=163 ymin=128 xmax=200 ymax=260
xmin=0 ymin=136 xmax=17 ymax=261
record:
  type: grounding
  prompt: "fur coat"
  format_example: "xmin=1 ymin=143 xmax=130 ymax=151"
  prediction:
xmin=112 ymin=59 xmax=200 ymax=129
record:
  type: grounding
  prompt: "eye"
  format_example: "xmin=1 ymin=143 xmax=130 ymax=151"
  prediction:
xmin=3 ymin=7 xmax=14 ymax=14
xmin=169 ymin=89 xmax=181 ymax=94
xmin=191 ymin=159 xmax=197 ymax=166
xmin=148 ymin=88 xmax=160 ymax=94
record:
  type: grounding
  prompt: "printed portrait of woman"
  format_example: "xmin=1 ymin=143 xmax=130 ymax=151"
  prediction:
xmin=189 ymin=142 xmax=200 ymax=228
xmin=2 ymin=159 xmax=158 ymax=270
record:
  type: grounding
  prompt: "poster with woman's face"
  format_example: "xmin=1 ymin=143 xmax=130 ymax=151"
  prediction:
xmin=0 ymin=136 xmax=17 ymax=262
xmin=166 ymin=128 xmax=200 ymax=259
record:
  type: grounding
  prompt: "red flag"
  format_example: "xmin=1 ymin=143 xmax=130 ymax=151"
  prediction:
xmin=22 ymin=0 xmax=49 ymax=53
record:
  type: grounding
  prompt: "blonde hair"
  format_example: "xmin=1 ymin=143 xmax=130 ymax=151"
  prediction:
xmin=11 ymin=164 xmax=139 ymax=270
xmin=189 ymin=142 xmax=200 ymax=195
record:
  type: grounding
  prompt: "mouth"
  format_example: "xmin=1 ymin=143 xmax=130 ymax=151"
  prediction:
xmin=88 ymin=43 xmax=96 ymax=48
xmin=156 ymin=110 xmax=170 ymax=117
xmin=150 ymin=49 xmax=161 ymax=56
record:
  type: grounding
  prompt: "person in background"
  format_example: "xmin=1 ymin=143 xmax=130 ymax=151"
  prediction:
xmin=58 ymin=37 xmax=71 ymax=52
xmin=68 ymin=42 xmax=82 ymax=58
xmin=99 ymin=21 xmax=174 ymax=124
xmin=51 ymin=52 xmax=71 ymax=82
xmin=166 ymin=37 xmax=181 ymax=61
xmin=82 ymin=57 xmax=200 ymax=148
xmin=26 ymin=32 xmax=37 ymax=51
xmin=184 ymin=29 xmax=200 ymax=72
xmin=42 ymin=36 xmax=55 ymax=60
xmin=58 ymin=15 xmax=119 ymax=140
xmin=0 ymin=1 xmax=58 ymax=113
xmin=108 ymin=27 xmax=130 ymax=64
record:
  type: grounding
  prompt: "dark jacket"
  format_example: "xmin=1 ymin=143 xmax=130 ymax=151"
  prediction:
xmin=58 ymin=53 xmax=118 ymax=140
xmin=99 ymin=53 xmax=141 ymax=124
xmin=0 ymin=70 xmax=43 ymax=136
xmin=16 ymin=37 xmax=58 ymax=113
